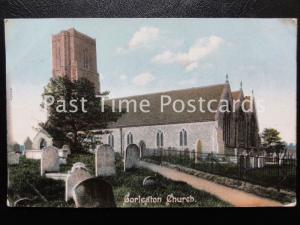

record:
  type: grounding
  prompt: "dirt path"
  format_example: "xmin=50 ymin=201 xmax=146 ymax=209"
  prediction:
xmin=140 ymin=161 xmax=282 ymax=207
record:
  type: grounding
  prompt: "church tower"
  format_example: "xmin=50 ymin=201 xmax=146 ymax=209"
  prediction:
xmin=52 ymin=28 xmax=100 ymax=93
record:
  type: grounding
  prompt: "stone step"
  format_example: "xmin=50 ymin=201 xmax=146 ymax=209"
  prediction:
xmin=45 ymin=173 xmax=68 ymax=181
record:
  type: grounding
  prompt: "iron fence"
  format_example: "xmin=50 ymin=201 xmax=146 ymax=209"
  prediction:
xmin=141 ymin=148 xmax=296 ymax=191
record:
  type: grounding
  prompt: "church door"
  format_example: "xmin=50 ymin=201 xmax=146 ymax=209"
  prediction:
xmin=195 ymin=139 xmax=202 ymax=163
xmin=40 ymin=138 xmax=47 ymax=150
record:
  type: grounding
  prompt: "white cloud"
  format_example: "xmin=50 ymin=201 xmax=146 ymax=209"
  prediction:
xmin=152 ymin=35 xmax=223 ymax=71
xmin=120 ymin=74 xmax=127 ymax=80
xmin=128 ymin=27 xmax=159 ymax=49
xmin=117 ymin=27 xmax=159 ymax=53
xmin=132 ymin=72 xmax=155 ymax=86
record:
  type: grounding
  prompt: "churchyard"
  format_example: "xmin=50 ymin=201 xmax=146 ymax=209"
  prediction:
xmin=8 ymin=147 xmax=231 ymax=207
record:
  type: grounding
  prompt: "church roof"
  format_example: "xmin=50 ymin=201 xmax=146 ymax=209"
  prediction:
xmin=232 ymin=91 xmax=241 ymax=100
xmin=106 ymin=84 xmax=226 ymax=128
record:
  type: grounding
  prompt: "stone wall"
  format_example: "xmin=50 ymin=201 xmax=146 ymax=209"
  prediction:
xmin=25 ymin=150 xmax=42 ymax=160
xmin=99 ymin=121 xmax=222 ymax=154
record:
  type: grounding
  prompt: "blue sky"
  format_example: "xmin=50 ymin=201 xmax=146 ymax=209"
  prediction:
xmin=5 ymin=18 xmax=297 ymax=144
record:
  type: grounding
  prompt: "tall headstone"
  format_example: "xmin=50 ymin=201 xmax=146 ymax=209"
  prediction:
xmin=40 ymin=146 xmax=60 ymax=176
xmin=95 ymin=144 xmax=116 ymax=176
xmin=65 ymin=163 xmax=92 ymax=202
xmin=124 ymin=144 xmax=140 ymax=171
xmin=72 ymin=177 xmax=116 ymax=208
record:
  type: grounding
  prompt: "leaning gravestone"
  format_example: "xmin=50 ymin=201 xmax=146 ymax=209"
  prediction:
xmin=65 ymin=163 xmax=92 ymax=202
xmin=124 ymin=144 xmax=140 ymax=171
xmin=40 ymin=146 xmax=60 ymax=176
xmin=95 ymin=144 xmax=116 ymax=176
xmin=72 ymin=177 xmax=116 ymax=208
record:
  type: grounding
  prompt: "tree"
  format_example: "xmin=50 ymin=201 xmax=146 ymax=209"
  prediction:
xmin=261 ymin=128 xmax=286 ymax=155
xmin=39 ymin=77 xmax=122 ymax=153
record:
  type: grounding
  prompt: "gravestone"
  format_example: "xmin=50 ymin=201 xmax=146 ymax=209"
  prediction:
xmin=95 ymin=144 xmax=116 ymax=176
xmin=142 ymin=176 xmax=158 ymax=188
xmin=62 ymin=145 xmax=71 ymax=155
xmin=124 ymin=144 xmax=140 ymax=171
xmin=58 ymin=149 xmax=68 ymax=158
xmin=65 ymin=163 xmax=92 ymax=202
xmin=257 ymin=156 xmax=265 ymax=168
xmin=245 ymin=155 xmax=251 ymax=168
xmin=40 ymin=146 xmax=60 ymax=176
xmin=279 ymin=152 xmax=285 ymax=165
xmin=14 ymin=198 xmax=33 ymax=207
xmin=250 ymin=157 xmax=255 ymax=168
xmin=72 ymin=162 xmax=88 ymax=171
xmin=72 ymin=177 xmax=116 ymax=208
xmin=8 ymin=152 xmax=20 ymax=165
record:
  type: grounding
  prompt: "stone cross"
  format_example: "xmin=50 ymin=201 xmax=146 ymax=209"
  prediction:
xmin=65 ymin=162 xmax=92 ymax=202
xmin=95 ymin=144 xmax=116 ymax=176
xmin=124 ymin=144 xmax=140 ymax=171
xmin=72 ymin=177 xmax=116 ymax=208
xmin=40 ymin=146 xmax=60 ymax=176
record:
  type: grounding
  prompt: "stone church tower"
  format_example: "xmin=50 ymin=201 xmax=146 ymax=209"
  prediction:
xmin=52 ymin=28 xmax=100 ymax=93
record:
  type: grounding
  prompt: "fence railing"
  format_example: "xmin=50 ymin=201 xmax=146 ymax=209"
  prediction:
xmin=141 ymin=148 xmax=296 ymax=191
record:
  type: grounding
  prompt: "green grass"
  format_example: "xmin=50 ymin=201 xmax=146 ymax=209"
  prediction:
xmin=8 ymin=154 xmax=231 ymax=207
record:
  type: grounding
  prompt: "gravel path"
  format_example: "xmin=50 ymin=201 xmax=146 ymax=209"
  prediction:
xmin=140 ymin=161 xmax=282 ymax=207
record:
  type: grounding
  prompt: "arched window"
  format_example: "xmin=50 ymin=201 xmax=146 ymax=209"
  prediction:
xmin=156 ymin=131 xmax=164 ymax=148
xmin=108 ymin=134 xmax=114 ymax=148
xmin=127 ymin=132 xmax=133 ymax=145
xmin=180 ymin=129 xmax=187 ymax=146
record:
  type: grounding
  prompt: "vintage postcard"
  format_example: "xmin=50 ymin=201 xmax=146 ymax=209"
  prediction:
xmin=6 ymin=18 xmax=297 ymax=207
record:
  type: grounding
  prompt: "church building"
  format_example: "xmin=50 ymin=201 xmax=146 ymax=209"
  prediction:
xmin=50 ymin=28 xmax=260 ymax=156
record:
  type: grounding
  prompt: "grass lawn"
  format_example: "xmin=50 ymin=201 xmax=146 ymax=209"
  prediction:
xmin=8 ymin=153 xmax=231 ymax=207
